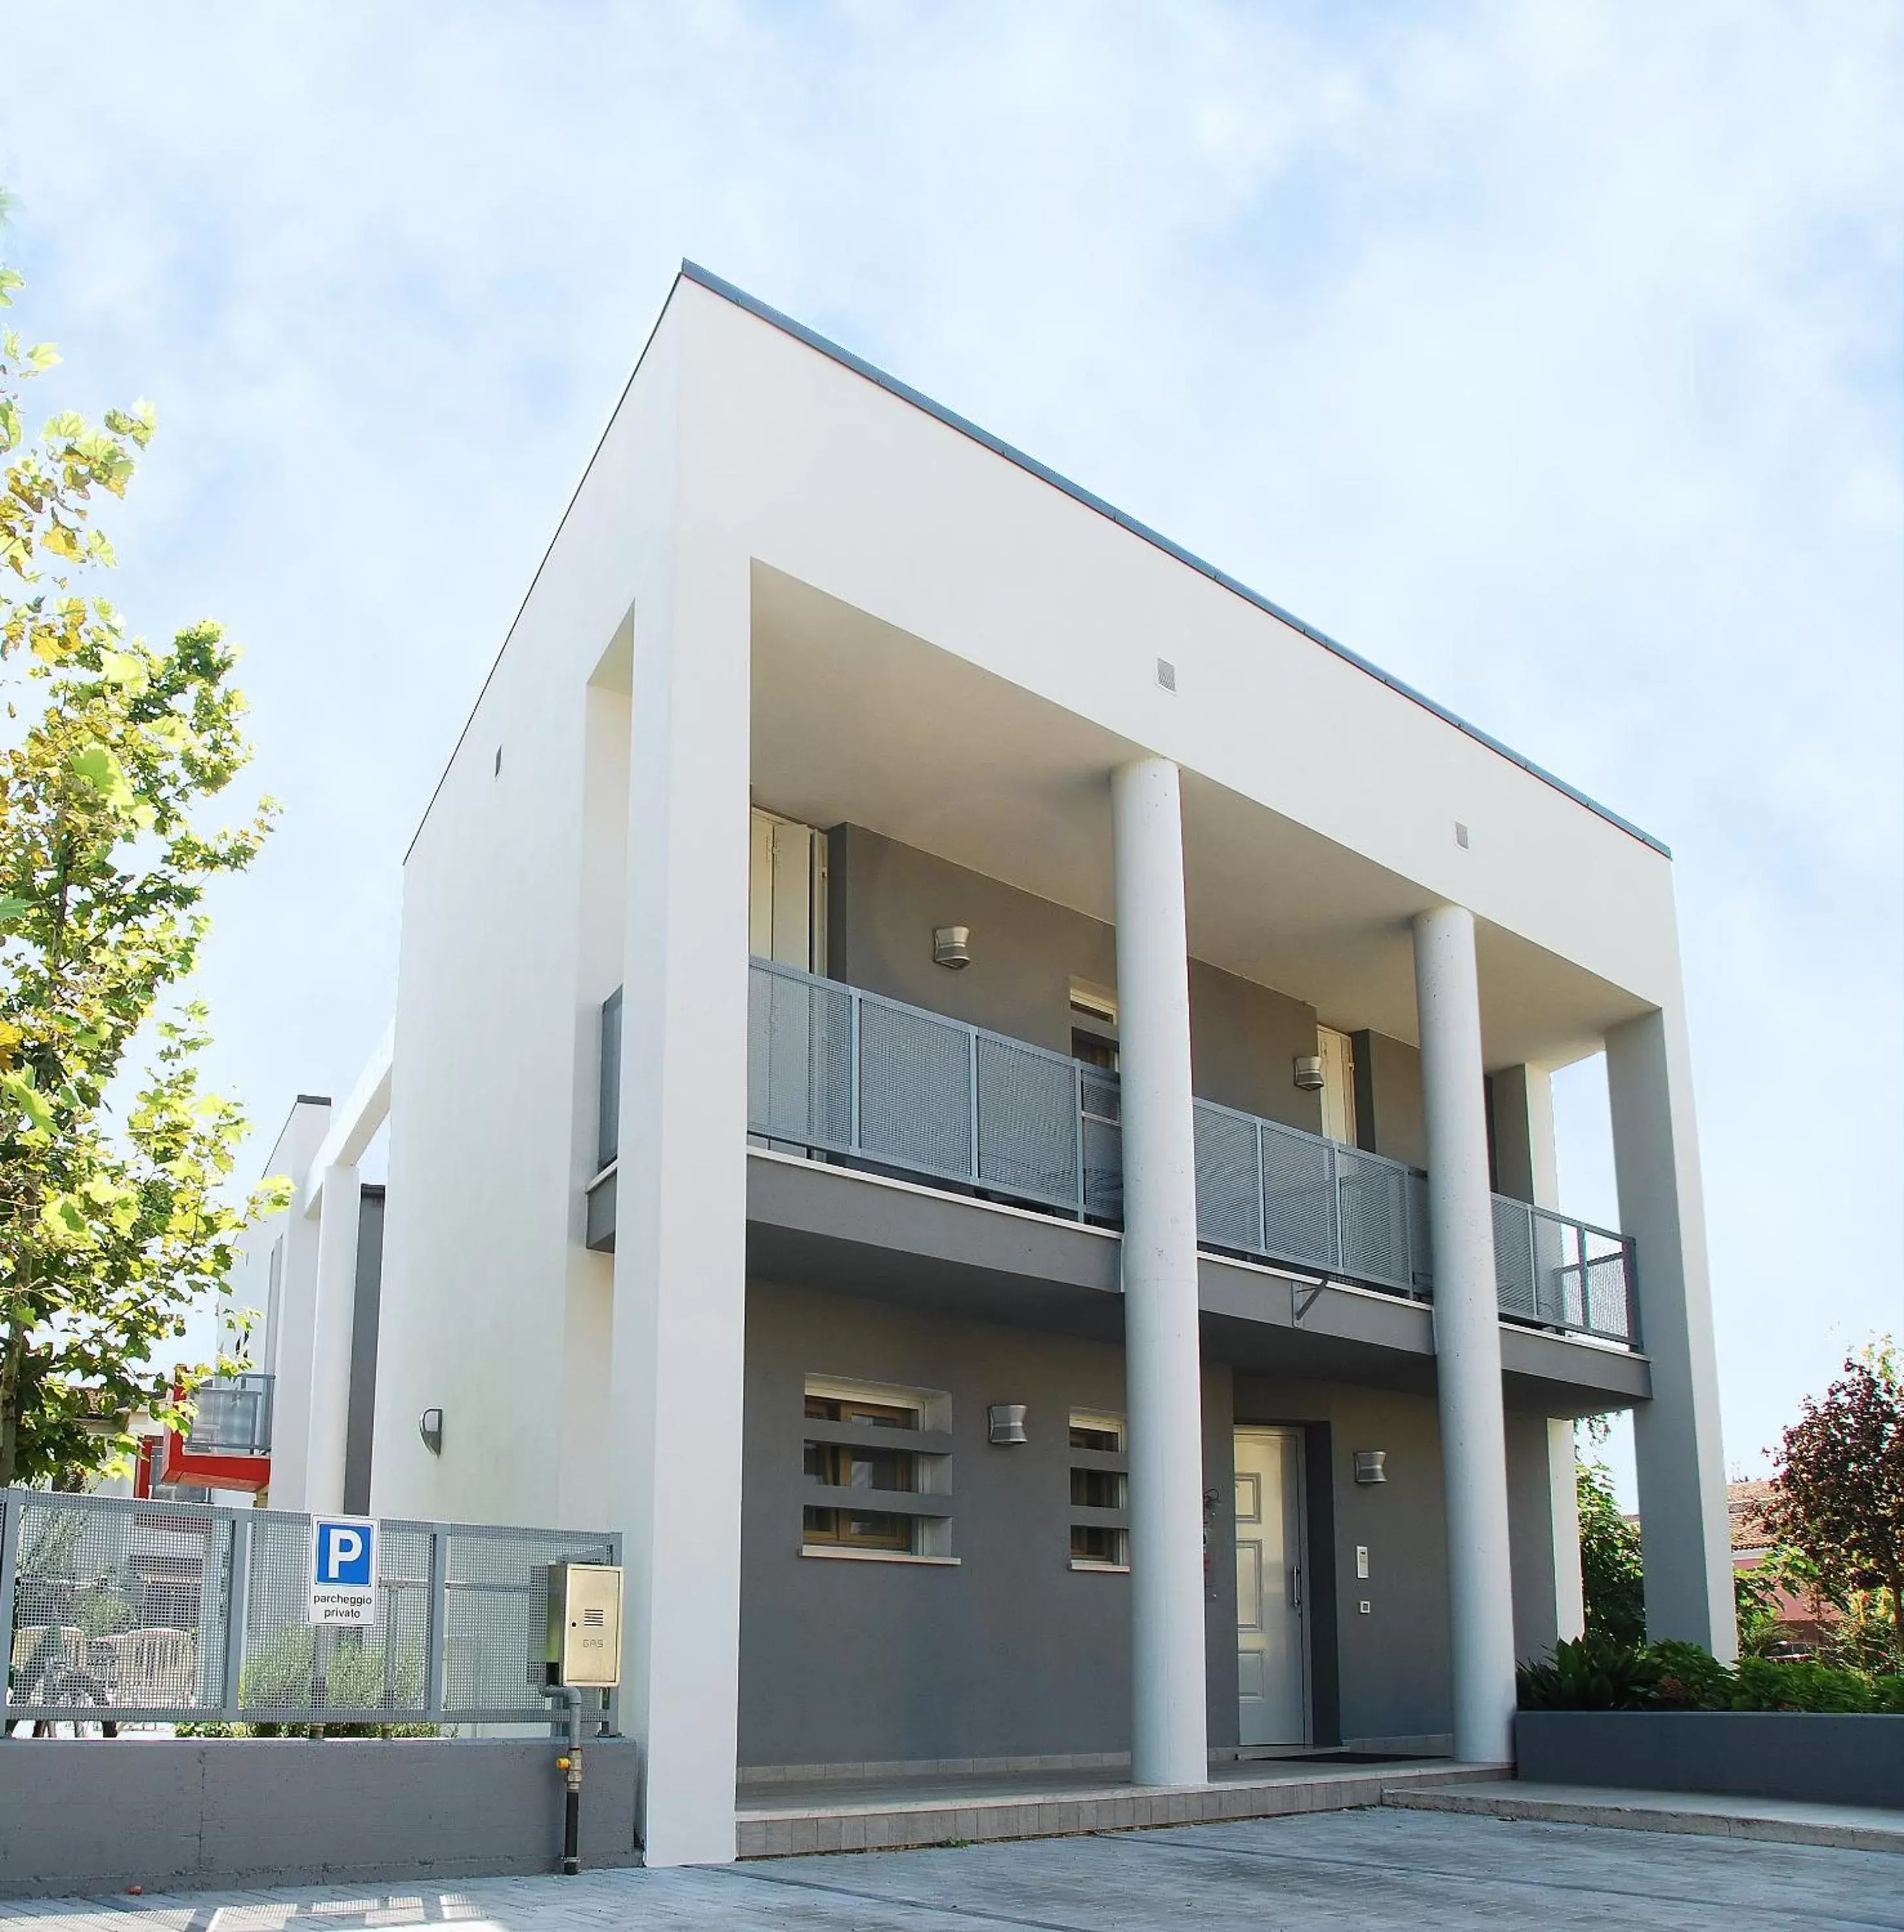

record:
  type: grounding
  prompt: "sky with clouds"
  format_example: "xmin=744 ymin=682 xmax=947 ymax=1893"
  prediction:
xmin=2 ymin=3 xmax=1898 ymax=1492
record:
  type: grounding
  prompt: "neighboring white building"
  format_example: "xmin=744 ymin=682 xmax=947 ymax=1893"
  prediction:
xmin=213 ymin=1033 xmax=391 ymax=1513
xmin=274 ymin=265 xmax=1728 ymax=1865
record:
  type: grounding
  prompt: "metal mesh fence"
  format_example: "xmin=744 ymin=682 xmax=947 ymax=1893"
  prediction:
xmin=1 ymin=1490 xmax=618 ymax=1730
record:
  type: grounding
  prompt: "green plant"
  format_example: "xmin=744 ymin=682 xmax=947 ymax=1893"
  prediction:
xmin=234 ymin=1623 xmax=428 ymax=1738
xmin=1576 ymin=1460 xmax=1646 ymax=1647
xmin=1516 ymin=1633 xmax=1662 ymax=1711
xmin=1731 ymin=1657 xmax=1880 ymax=1713
xmin=1519 ymin=1634 xmax=1904 ymax=1714
xmin=71 ymin=1581 xmax=136 ymax=1638
xmin=1647 ymin=1638 xmax=1736 ymax=1710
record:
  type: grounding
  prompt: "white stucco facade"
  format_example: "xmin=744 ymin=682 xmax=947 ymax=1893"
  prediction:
xmin=357 ymin=266 xmax=1731 ymax=1864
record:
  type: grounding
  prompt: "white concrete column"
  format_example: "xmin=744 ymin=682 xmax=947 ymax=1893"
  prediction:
xmin=1606 ymin=1004 xmax=1735 ymax=1659
xmin=1549 ymin=1418 xmax=1585 ymax=1643
xmin=1413 ymin=904 xmax=1517 ymax=1763
xmin=304 ymin=1166 xmax=362 ymax=1516
xmin=607 ymin=547 xmax=752 ymax=1867
xmin=1112 ymin=756 xmax=1208 ymax=1789
xmin=256 ymin=1097 xmax=332 ymax=1513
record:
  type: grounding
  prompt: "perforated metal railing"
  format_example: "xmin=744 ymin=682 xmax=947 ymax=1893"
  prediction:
xmin=749 ymin=957 xmax=1123 ymax=1220
xmin=1491 ymin=1197 xmax=1637 ymax=1346
xmin=745 ymin=957 xmax=1638 ymax=1347
xmin=1192 ymin=1097 xmax=1432 ymax=1298
xmin=0 ymin=1488 xmax=616 ymax=1732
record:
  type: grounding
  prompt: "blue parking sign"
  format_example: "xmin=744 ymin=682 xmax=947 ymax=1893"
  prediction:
xmin=308 ymin=1516 xmax=378 ymax=1626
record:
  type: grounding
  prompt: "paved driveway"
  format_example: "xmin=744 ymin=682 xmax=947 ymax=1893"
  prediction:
xmin=3 ymin=1808 xmax=1899 ymax=1929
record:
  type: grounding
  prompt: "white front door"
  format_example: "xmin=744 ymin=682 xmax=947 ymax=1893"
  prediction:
xmin=1235 ymin=1426 xmax=1308 ymax=1746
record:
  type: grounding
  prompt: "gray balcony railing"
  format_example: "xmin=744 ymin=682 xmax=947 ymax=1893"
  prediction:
xmin=749 ymin=957 xmax=1123 ymax=1220
xmin=186 ymin=1374 xmax=274 ymax=1456
xmin=1193 ymin=1097 xmax=1430 ymax=1299
xmin=744 ymin=958 xmax=1636 ymax=1346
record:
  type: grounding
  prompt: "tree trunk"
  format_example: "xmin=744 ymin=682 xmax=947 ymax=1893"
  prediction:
xmin=0 ymin=1319 xmax=23 ymax=1488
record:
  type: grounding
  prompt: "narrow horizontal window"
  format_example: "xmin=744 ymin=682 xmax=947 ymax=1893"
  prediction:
xmin=805 ymin=1441 xmax=916 ymax=1492
xmin=1070 ymin=1467 xmax=1127 ymax=1509
xmin=1070 ymin=1523 xmax=1128 ymax=1566
xmin=804 ymin=1505 xmax=913 ymax=1551
xmin=1068 ymin=1413 xmax=1124 ymax=1454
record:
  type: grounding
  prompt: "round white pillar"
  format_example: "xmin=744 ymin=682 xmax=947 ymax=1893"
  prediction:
xmin=1112 ymin=757 xmax=1208 ymax=1788
xmin=1412 ymin=904 xmax=1517 ymax=1764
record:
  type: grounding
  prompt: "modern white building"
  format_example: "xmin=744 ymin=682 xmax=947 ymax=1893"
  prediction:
xmin=275 ymin=265 xmax=1730 ymax=1865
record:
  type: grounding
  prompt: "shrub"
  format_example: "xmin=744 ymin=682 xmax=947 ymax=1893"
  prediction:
xmin=1518 ymin=1636 xmax=1903 ymax=1713
xmin=1648 ymin=1639 xmax=1736 ymax=1710
xmin=1517 ymin=1634 xmax=1662 ymax=1711
xmin=1731 ymin=1657 xmax=1880 ymax=1713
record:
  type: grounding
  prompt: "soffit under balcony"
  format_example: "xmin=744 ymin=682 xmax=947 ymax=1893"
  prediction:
xmin=750 ymin=566 xmax=1652 ymax=1070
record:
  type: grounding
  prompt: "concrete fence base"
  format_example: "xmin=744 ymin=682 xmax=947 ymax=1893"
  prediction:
xmin=0 ymin=1737 xmax=642 ymax=1897
xmin=1515 ymin=1710 xmax=1904 ymax=1810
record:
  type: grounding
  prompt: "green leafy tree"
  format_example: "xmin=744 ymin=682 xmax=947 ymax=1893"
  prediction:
xmin=0 ymin=201 xmax=282 ymax=1488
xmin=1576 ymin=1457 xmax=1646 ymax=1646
xmin=1761 ymin=1341 xmax=1903 ymax=1661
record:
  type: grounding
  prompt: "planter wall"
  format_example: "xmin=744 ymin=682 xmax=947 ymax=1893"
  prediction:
xmin=0 ymin=1736 xmax=641 ymax=1897
xmin=1517 ymin=1710 xmax=1904 ymax=1810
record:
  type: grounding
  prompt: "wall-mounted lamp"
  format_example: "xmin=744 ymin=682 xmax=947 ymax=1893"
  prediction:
xmin=1353 ymin=1449 xmax=1387 ymax=1485
xmin=933 ymin=925 xmax=972 ymax=970
xmin=419 ymin=1407 xmax=444 ymax=1456
xmin=1294 ymin=1053 xmax=1326 ymax=1091
xmin=988 ymin=1403 xmax=1028 ymax=1445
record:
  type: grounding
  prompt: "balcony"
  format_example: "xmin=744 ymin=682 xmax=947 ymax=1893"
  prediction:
xmin=186 ymin=1374 xmax=275 ymax=1455
xmin=137 ymin=1373 xmax=275 ymax=1499
xmin=744 ymin=960 xmax=1637 ymax=1350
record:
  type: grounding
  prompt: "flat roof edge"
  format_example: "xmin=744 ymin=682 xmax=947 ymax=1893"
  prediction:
xmin=681 ymin=259 xmax=1670 ymax=861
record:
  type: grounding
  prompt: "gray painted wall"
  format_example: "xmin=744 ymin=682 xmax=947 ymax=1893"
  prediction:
xmin=739 ymin=1278 xmax=1239 ymax=1768
xmin=344 ymin=1185 xmax=386 ymax=1517
xmin=737 ymin=1280 xmax=1561 ymax=1768
xmin=827 ymin=823 xmax=1323 ymax=1131
xmin=1504 ymin=1408 xmax=1565 ymax=1663
xmin=0 ymin=1738 xmax=640 ymax=1897
xmin=1351 ymin=1030 xmax=1426 ymax=1169
xmin=1516 ymin=1710 xmax=1904 ymax=1809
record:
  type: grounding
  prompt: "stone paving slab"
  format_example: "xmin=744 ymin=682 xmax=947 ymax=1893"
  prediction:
xmin=1384 ymin=1777 xmax=1904 ymax=1853
xmin=4 ymin=1808 xmax=1901 ymax=1930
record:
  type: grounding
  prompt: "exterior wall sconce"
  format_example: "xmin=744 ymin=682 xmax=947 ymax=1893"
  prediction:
xmin=1354 ymin=1449 xmax=1387 ymax=1484
xmin=419 ymin=1407 xmax=444 ymax=1456
xmin=1294 ymin=1053 xmax=1326 ymax=1091
xmin=988 ymin=1403 xmax=1028 ymax=1444
xmin=933 ymin=926 xmax=972 ymax=970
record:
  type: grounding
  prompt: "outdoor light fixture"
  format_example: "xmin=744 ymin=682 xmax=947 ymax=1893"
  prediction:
xmin=933 ymin=925 xmax=972 ymax=970
xmin=988 ymin=1404 xmax=1028 ymax=1445
xmin=1353 ymin=1450 xmax=1387 ymax=1485
xmin=1294 ymin=1053 xmax=1325 ymax=1091
xmin=419 ymin=1407 xmax=444 ymax=1456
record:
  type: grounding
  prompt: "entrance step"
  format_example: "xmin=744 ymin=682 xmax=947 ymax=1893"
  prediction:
xmin=737 ymin=1758 xmax=1508 ymax=1857
xmin=1383 ymin=1779 xmax=1904 ymax=1855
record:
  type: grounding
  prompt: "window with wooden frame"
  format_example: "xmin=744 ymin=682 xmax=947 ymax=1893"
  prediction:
xmin=1068 ymin=1410 xmax=1129 ymax=1570
xmin=802 ymin=1377 xmax=953 ymax=1560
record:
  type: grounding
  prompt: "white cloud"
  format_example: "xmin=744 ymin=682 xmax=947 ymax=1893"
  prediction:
xmin=1 ymin=0 xmax=1897 ymax=1473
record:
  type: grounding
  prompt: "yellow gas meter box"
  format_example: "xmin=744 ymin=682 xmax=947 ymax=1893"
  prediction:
xmin=542 ymin=1562 xmax=623 ymax=1689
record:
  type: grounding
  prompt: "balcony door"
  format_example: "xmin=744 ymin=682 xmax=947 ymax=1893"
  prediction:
xmin=1235 ymin=1426 xmax=1309 ymax=1746
xmin=749 ymin=807 xmax=828 ymax=973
